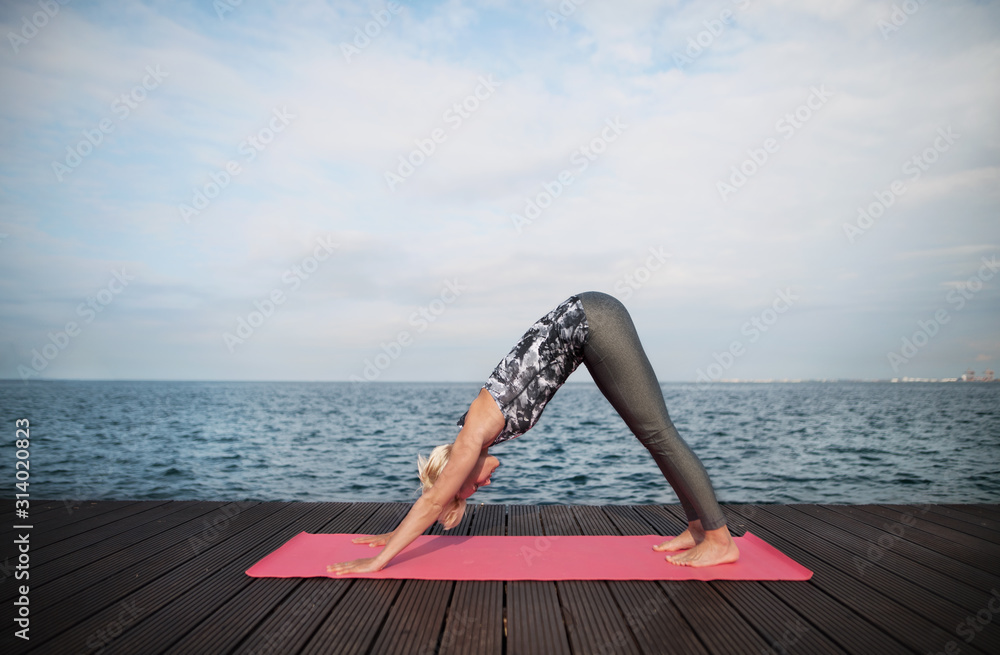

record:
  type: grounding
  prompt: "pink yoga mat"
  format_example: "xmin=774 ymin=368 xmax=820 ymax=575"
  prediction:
xmin=245 ymin=532 xmax=812 ymax=581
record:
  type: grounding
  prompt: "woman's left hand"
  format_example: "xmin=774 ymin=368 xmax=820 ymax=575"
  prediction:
xmin=326 ymin=557 xmax=384 ymax=575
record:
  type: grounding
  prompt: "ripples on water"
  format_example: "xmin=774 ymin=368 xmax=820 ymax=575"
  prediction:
xmin=2 ymin=381 xmax=997 ymax=506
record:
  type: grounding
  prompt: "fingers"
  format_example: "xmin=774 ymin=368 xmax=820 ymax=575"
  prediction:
xmin=327 ymin=560 xmax=357 ymax=574
xmin=327 ymin=556 xmax=380 ymax=575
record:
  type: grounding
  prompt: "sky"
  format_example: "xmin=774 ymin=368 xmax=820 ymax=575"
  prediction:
xmin=0 ymin=0 xmax=998 ymax=383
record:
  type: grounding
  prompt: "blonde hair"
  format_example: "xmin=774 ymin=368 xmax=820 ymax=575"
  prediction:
xmin=416 ymin=443 xmax=467 ymax=530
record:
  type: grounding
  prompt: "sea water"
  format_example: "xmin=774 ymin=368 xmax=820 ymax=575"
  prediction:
xmin=1 ymin=380 xmax=997 ymax=506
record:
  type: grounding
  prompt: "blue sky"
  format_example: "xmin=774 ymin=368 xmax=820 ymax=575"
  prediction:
xmin=1 ymin=0 xmax=998 ymax=382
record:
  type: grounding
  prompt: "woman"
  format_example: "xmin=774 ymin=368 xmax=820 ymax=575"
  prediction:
xmin=328 ymin=292 xmax=739 ymax=573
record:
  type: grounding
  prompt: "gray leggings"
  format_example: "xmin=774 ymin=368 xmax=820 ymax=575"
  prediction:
xmin=578 ymin=291 xmax=728 ymax=531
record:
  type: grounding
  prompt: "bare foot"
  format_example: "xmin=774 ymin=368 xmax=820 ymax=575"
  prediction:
xmin=664 ymin=526 xmax=740 ymax=567
xmin=653 ymin=523 xmax=704 ymax=552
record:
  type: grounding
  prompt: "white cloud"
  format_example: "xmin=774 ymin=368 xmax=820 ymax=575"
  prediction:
xmin=1 ymin=0 xmax=997 ymax=381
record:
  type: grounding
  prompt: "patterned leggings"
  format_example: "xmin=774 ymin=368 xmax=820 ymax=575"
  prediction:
xmin=461 ymin=291 xmax=728 ymax=531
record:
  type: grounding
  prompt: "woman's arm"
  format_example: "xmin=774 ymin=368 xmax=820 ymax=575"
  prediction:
xmin=328 ymin=389 xmax=504 ymax=574
xmin=327 ymin=433 xmax=482 ymax=574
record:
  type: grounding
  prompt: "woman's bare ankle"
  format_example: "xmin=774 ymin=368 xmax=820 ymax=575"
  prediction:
xmin=703 ymin=525 xmax=733 ymax=543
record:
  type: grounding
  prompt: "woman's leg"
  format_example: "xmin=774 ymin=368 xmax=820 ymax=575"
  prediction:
xmin=577 ymin=291 xmax=728 ymax=531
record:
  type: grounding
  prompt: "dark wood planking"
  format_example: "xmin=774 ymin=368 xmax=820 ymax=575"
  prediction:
xmin=903 ymin=504 xmax=1000 ymax=543
xmin=3 ymin=501 xmax=227 ymax=604
xmin=439 ymin=503 xmax=505 ymax=655
xmin=91 ymin=502 xmax=337 ymax=655
xmin=731 ymin=504 xmax=995 ymax=655
xmin=161 ymin=502 xmax=362 ymax=655
xmin=229 ymin=503 xmax=387 ymax=655
xmin=26 ymin=501 xmax=253 ymax=612
xmin=723 ymin=505 xmax=918 ymax=655
xmin=365 ymin=502 xmax=479 ymax=655
xmin=506 ymin=504 xmax=572 ymax=655
xmin=842 ymin=504 xmax=1000 ymax=569
xmin=24 ymin=501 xmax=287 ymax=653
xmin=2 ymin=499 xmax=144 ymax=543
xmin=790 ymin=503 xmax=1000 ymax=609
xmin=1 ymin=500 xmax=170 ymax=561
xmin=628 ymin=505 xmax=807 ymax=655
xmin=771 ymin=504 xmax=1000 ymax=654
xmin=605 ymin=504 xmax=847 ymax=655
xmin=298 ymin=502 xmax=412 ymax=655
xmin=543 ymin=505 xmax=642 ymax=655
xmin=7 ymin=501 xmax=1000 ymax=655
xmin=940 ymin=503 xmax=1000 ymax=525
xmin=820 ymin=504 xmax=1000 ymax=592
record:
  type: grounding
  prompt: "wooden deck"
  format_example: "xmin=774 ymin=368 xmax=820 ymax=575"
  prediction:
xmin=4 ymin=500 xmax=999 ymax=654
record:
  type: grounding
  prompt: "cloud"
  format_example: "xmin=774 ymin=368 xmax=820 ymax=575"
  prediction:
xmin=1 ymin=0 xmax=997 ymax=381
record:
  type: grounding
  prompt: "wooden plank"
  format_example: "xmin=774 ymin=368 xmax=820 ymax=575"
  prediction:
xmin=24 ymin=501 xmax=234 ymax=612
xmin=230 ymin=502 xmax=386 ymax=655
xmin=2 ymin=499 xmax=143 ymax=543
xmin=906 ymin=505 xmax=1000 ymax=543
xmin=589 ymin=506 xmax=715 ymax=655
xmin=709 ymin=581 xmax=847 ymax=655
xmin=369 ymin=579 xmax=453 ymax=654
xmin=731 ymin=504 xmax=993 ymax=655
xmin=544 ymin=505 xmax=641 ymax=655
xmin=722 ymin=505 xmax=917 ymax=655
xmin=598 ymin=506 xmax=713 ymax=655
xmin=298 ymin=503 xmax=412 ymax=655
xmin=364 ymin=499 xmax=485 ymax=655
xmin=93 ymin=502 xmax=335 ymax=655
xmin=2 ymin=500 xmax=170 ymax=556
xmin=843 ymin=505 xmax=1000 ymax=570
xmin=791 ymin=504 xmax=998 ymax=611
xmin=439 ymin=503 xmax=505 ymax=655
xmin=627 ymin=505 xmax=783 ymax=655
xmin=26 ymin=501 xmax=288 ymax=654
xmin=298 ymin=576 xmax=403 ymax=655
xmin=506 ymin=504 xmax=571 ymax=655
xmin=161 ymin=502 xmax=359 ymax=655
xmin=602 ymin=505 xmax=847 ymax=655
xmin=5 ymin=501 xmax=221 ymax=599
xmin=32 ymin=500 xmax=174 ymax=543
xmin=928 ymin=504 xmax=1000 ymax=529
xmin=11 ymin=500 xmax=1000 ymax=655
xmin=821 ymin=504 xmax=1000 ymax=592
xmin=941 ymin=504 xmax=1000 ymax=524
xmin=770 ymin=504 xmax=1000 ymax=654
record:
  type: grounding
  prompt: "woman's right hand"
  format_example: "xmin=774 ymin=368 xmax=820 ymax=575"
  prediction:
xmin=352 ymin=531 xmax=395 ymax=547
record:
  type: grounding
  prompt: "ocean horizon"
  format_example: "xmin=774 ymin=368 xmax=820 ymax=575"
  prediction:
xmin=3 ymin=379 xmax=997 ymax=507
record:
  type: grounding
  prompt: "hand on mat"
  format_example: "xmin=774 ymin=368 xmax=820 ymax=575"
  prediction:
xmin=326 ymin=557 xmax=383 ymax=575
xmin=351 ymin=531 xmax=394 ymax=547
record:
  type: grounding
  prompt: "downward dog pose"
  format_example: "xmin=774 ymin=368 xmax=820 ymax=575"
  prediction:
xmin=329 ymin=292 xmax=738 ymax=573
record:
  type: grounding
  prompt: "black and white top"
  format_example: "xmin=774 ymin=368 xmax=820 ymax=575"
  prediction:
xmin=458 ymin=295 xmax=589 ymax=446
